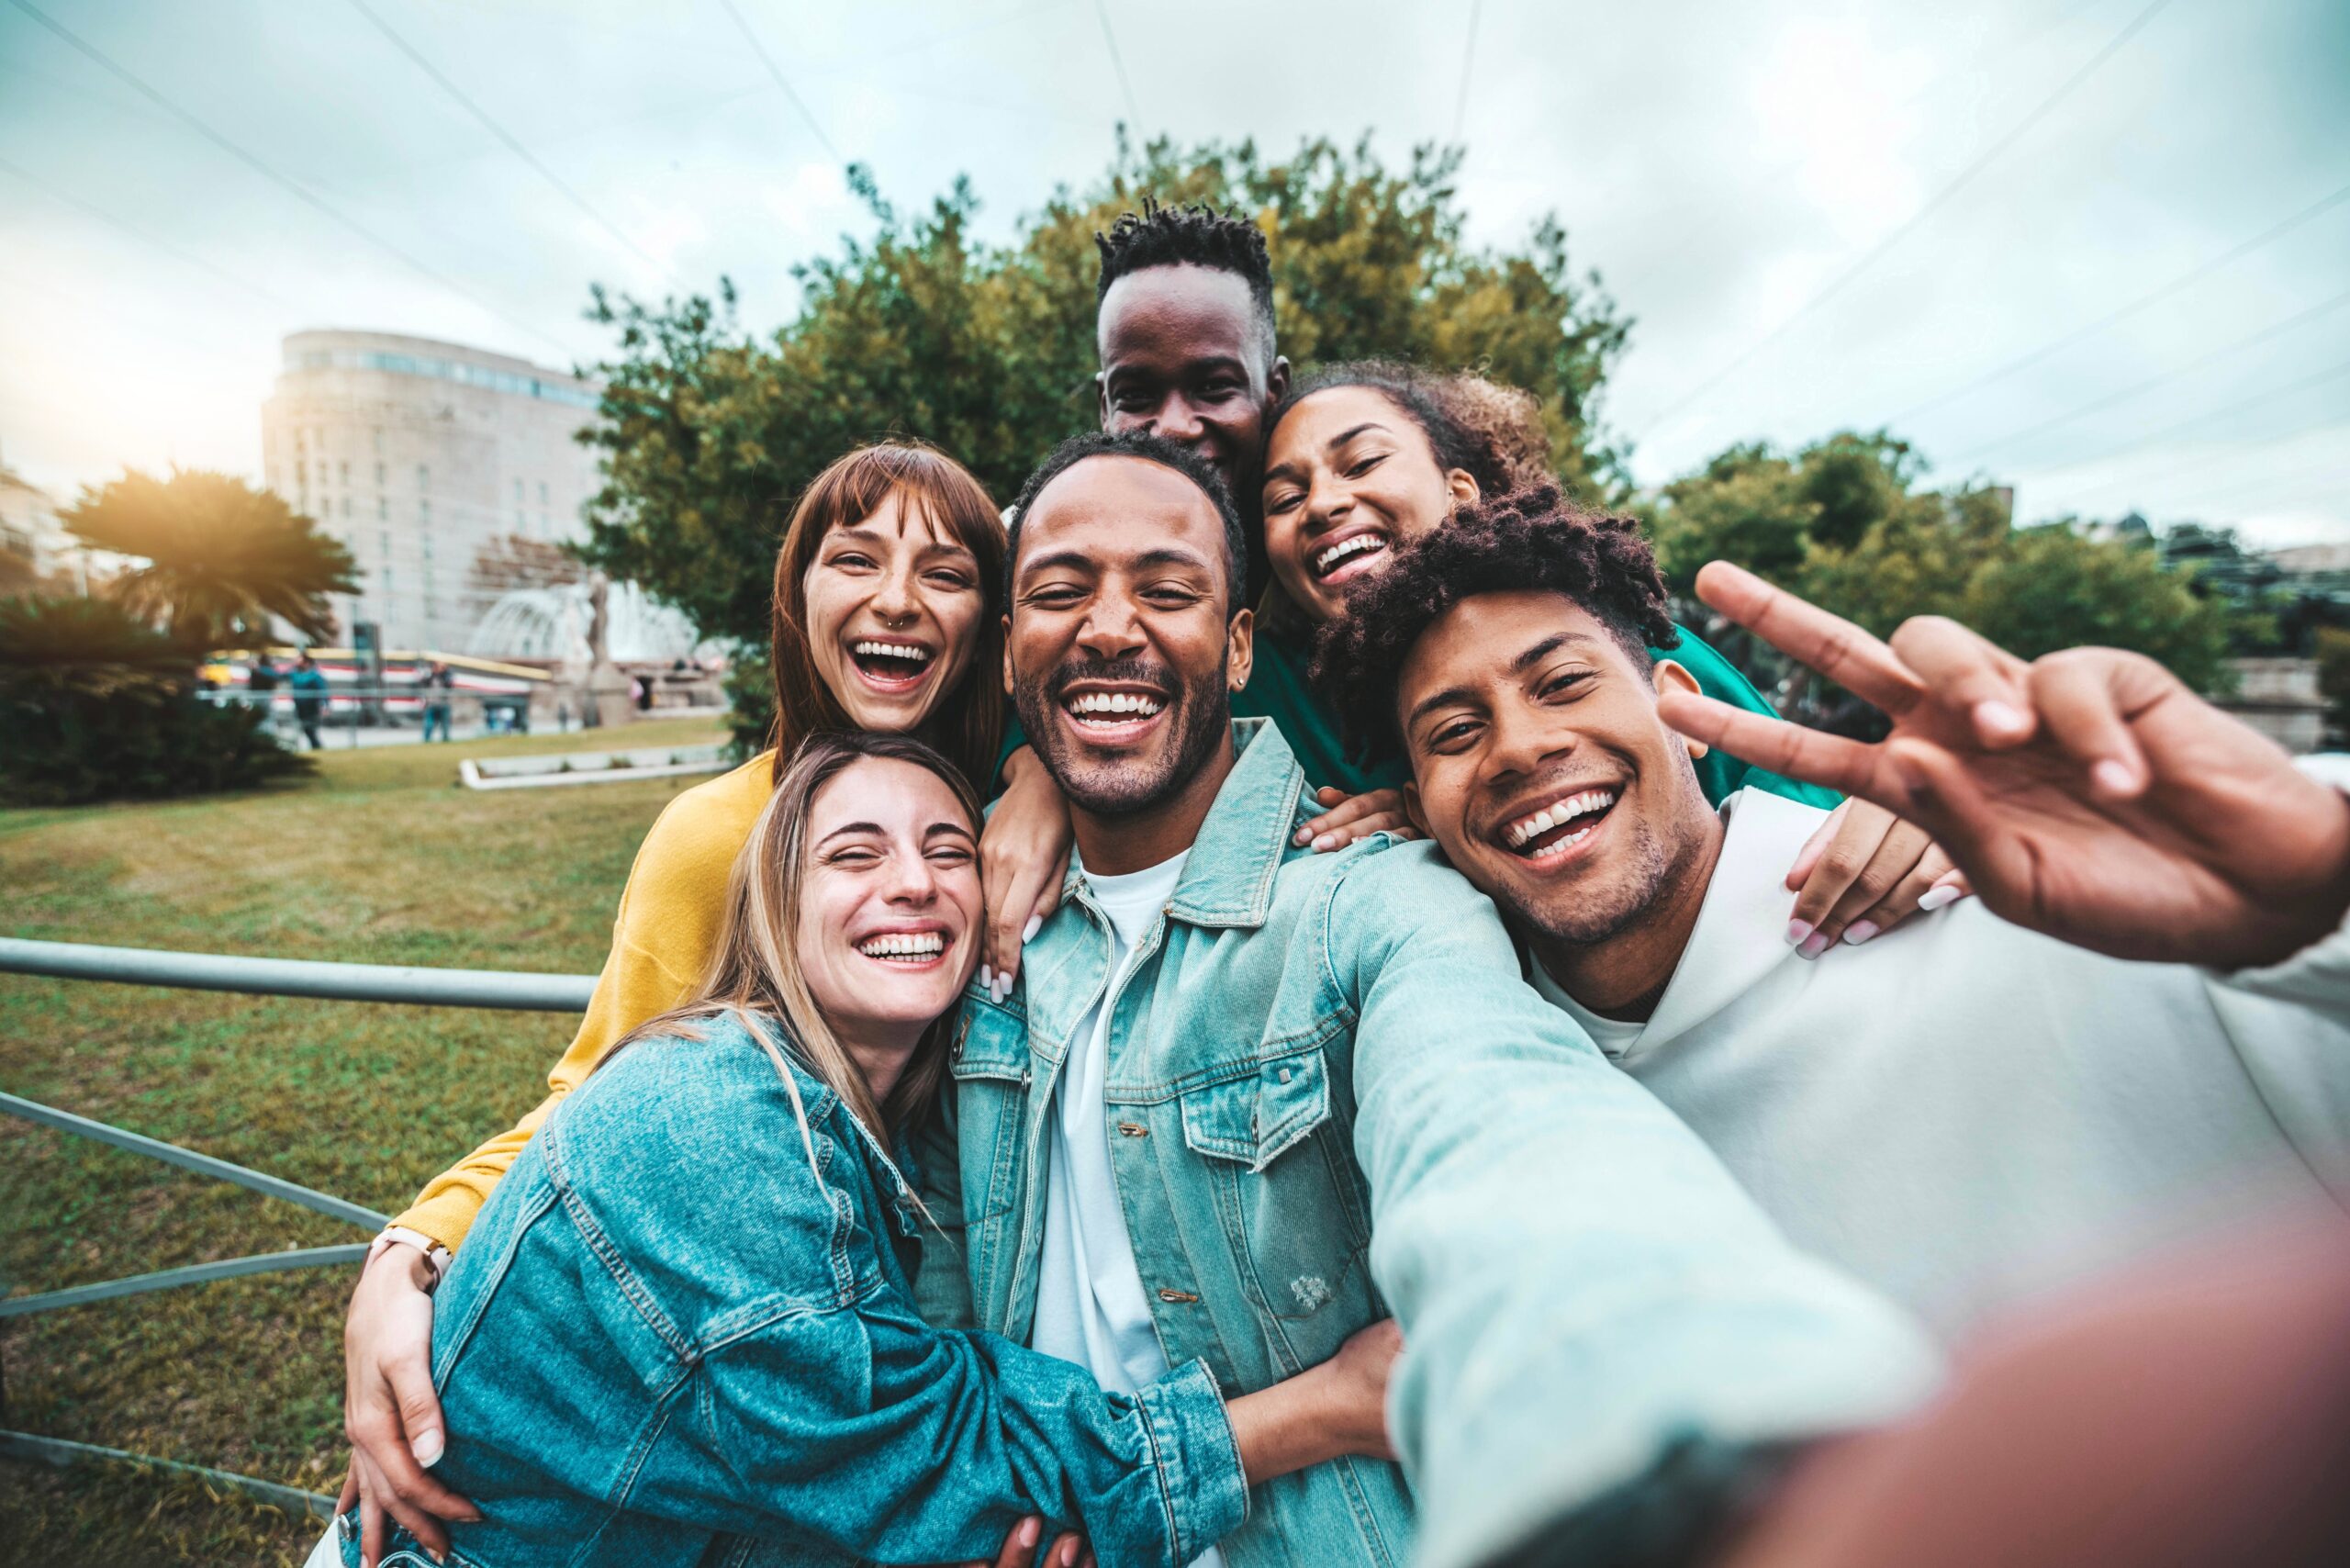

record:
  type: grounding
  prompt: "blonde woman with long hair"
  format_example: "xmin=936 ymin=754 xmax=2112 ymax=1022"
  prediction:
xmin=319 ymin=731 xmax=1396 ymax=1568
xmin=341 ymin=441 xmax=1074 ymax=1554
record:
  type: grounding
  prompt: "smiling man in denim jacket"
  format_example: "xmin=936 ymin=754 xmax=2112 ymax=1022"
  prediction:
xmin=919 ymin=429 xmax=1939 ymax=1568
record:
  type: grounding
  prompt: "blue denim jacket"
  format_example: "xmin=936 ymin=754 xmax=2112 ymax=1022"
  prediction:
xmin=340 ymin=1012 xmax=1248 ymax=1568
xmin=922 ymin=722 xmax=1940 ymax=1568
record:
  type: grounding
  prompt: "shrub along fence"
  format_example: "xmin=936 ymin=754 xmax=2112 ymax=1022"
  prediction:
xmin=0 ymin=936 xmax=596 ymax=1519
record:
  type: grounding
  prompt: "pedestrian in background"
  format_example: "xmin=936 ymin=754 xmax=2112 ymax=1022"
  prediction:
xmin=289 ymin=652 xmax=328 ymax=750
xmin=420 ymin=662 xmax=454 ymax=744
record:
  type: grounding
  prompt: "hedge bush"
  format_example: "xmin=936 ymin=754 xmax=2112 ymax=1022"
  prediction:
xmin=0 ymin=596 xmax=312 ymax=805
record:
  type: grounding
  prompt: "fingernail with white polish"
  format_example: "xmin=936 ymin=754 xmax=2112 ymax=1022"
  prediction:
xmin=412 ymin=1429 xmax=443 ymax=1468
xmin=1918 ymin=885 xmax=1964 ymax=913
xmin=1841 ymin=920 xmax=1880 ymax=946
xmin=1785 ymin=919 xmax=1815 ymax=949
xmin=2091 ymin=759 xmax=2138 ymax=797
xmin=1294 ymin=826 xmax=1313 ymax=846
xmin=979 ymin=965 xmax=992 ymax=991
xmin=1798 ymin=931 xmax=1831 ymax=960
xmin=1022 ymin=914 xmax=1042 ymax=944
xmin=1312 ymin=833 xmax=1340 ymax=852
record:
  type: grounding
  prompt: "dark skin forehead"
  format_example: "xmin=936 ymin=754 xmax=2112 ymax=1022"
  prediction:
xmin=1015 ymin=454 xmax=1233 ymax=599
xmin=1097 ymin=264 xmax=1272 ymax=379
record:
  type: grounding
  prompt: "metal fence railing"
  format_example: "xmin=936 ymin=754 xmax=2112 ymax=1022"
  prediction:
xmin=0 ymin=936 xmax=597 ymax=1522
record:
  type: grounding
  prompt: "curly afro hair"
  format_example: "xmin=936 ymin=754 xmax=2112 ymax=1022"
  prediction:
xmin=1312 ymin=485 xmax=1682 ymax=757
xmin=1003 ymin=429 xmax=1248 ymax=616
xmin=1096 ymin=198 xmax=1276 ymax=351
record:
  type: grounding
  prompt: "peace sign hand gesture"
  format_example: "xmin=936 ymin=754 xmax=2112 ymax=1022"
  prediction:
xmin=1656 ymin=563 xmax=2350 ymax=972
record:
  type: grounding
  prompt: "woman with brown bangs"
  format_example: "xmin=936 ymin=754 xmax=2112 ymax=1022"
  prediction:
xmin=334 ymin=440 xmax=1077 ymax=1565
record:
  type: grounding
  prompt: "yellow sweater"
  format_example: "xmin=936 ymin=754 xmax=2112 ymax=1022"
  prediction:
xmin=396 ymin=751 xmax=777 ymax=1252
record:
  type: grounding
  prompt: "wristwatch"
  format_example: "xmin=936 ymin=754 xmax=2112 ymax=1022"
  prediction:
xmin=366 ymin=1226 xmax=452 ymax=1292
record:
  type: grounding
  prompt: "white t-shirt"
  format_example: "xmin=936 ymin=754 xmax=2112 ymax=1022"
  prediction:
xmin=1529 ymin=780 xmax=2350 ymax=1342
xmin=1030 ymin=850 xmax=1228 ymax=1568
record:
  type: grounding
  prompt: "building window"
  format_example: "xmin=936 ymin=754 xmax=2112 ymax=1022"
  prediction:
xmin=296 ymin=460 xmax=307 ymax=486
xmin=420 ymin=500 xmax=431 ymax=525
xmin=375 ymin=462 xmax=386 ymax=487
xmin=341 ymin=495 xmax=352 ymax=517
xmin=516 ymin=509 xmax=526 ymax=529
xmin=539 ymin=512 xmax=549 ymax=534
xmin=417 ymin=465 xmax=430 ymax=492
xmin=379 ymin=530 xmax=391 ymax=559
xmin=339 ymin=461 xmax=350 ymax=485
xmin=513 ymin=477 xmax=523 ymax=502
xmin=295 ymin=429 xmax=307 ymax=452
xmin=372 ymin=428 xmax=383 ymax=454
xmin=538 ymin=480 xmax=549 ymax=505
xmin=377 ymin=497 xmax=387 ymax=520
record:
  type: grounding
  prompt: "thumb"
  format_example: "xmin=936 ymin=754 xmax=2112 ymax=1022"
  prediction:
xmin=1785 ymin=800 xmax=1848 ymax=890
xmin=393 ymin=1365 xmax=447 ymax=1467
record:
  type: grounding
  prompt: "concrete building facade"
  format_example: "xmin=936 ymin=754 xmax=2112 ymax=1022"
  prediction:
xmin=260 ymin=330 xmax=604 ymax=652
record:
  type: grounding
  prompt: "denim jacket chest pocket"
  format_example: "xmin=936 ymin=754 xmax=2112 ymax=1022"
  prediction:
xmin=948 ymin=994 xmax=1034 ymax=1313
xmin=1175 ymin=1043 xmax=1381 ymax=1363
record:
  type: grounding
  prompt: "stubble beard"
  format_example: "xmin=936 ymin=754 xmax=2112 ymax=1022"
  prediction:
xmin=1016 ymin=654 xmax=1232 ymax=819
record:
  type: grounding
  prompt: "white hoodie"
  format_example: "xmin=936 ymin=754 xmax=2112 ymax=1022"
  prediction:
xmin=1531 ymin=761 xmax=2350 ymax=1342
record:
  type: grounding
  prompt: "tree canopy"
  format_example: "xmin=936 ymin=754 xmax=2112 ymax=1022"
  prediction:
xmin=61 ymin=469 xmax=358 ymax=651
xmin=575 ymin=134 xmax=1630 ymax=656
xmin=1643 ymin=431 xmax=2238 ymax=717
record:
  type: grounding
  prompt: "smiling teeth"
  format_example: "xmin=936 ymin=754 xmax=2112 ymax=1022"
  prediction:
xmin=857 ymin=931 xmax=944 ymax=958
xmin=1315 ymin=535 xmax=1385 ymax=574
xmin=1068 ymin=692 xmax=1164 ymax=717
xmin=854 ymin=640 xmax=932 ymax=662
xmin=1505 ymin=789 xmax=1618 ymax=848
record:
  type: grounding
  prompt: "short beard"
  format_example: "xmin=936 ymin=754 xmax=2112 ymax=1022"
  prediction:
xmin=1513 ymin=766 xmax=1717 ymax=955
xmin=1015 ymin=653 xmax=1231 ymax=818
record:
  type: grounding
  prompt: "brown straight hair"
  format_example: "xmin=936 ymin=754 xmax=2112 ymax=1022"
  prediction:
xmin=610 ymin=731 xmax=981 ymax=1141
xmin=768 ymin=442 xmax=1006 ymax=791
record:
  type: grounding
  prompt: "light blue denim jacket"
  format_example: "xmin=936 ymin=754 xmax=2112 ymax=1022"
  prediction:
xmin=340 ymin=1012 xmax=1248 ymax=1568
xmin=922 ymin=722 xmax=1940 ymax=1568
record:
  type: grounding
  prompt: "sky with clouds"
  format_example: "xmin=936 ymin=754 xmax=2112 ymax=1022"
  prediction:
xmin=2 ymin=0 xmax=2344 ymax=545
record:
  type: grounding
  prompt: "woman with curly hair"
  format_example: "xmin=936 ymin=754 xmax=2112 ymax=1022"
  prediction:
xmin=1257 ymin=359 xmax=1965 ymax=946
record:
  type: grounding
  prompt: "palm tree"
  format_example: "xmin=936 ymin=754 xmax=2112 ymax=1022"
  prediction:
xmin=60 ymin=468 xmax=360 ymax=650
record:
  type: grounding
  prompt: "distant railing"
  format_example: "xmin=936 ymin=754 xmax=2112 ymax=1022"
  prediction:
xmin=0 ymin=937 xmax=598 ymax=1522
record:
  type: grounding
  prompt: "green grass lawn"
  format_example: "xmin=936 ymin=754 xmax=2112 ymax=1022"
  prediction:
xmin=0 ymin=716 xmax=732 ymax=1566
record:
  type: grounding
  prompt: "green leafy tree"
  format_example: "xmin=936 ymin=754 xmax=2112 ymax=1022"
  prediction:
xmin=1648 ymin=433 xmax=2236 ymax=732
xmin=1958 ymin=523 xmax=2232 ymax=694
xmin=577 ymin=134 xmax=1633 ymax=701
xmin=60 ymin=468 xmax=359 ymax=651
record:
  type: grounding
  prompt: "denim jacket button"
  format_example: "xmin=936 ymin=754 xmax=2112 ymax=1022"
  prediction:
xmin=1019 ymin=1065 xmax=1032 ymax=1089
xmin=1157 ymin=1287 xmax=1201 ymax=1304
xmin=1117 ymin=1122 xmax=1148 ymax=1137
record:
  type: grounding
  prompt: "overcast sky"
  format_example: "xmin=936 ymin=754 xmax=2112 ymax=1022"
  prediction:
xmin=3 ymin=0 xmax=2344 ymax=545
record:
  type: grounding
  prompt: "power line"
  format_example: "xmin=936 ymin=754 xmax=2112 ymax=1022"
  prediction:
xmin=1643 ymin=0 xmax=2178 ymax=434
xmin=4 ymin=0 xmax=576 ymax=358
xmin=1888 ymin=177 xmax=2350 ymax=429
xmin=716 ymin=0 xmax=845 ymax=165
xmin=1092 ymin=0 xmax=1141 ymax=129
xmin=2020 ymin=357 xmax=2350 ymax=478
xmin=2023 ymin=411 xmax=2344 ymax=505
xmin=1942 ymin=286 xmax=2350 ymax=466
xmin=0 ymin=153 xmax=278 ymax=308
xmin=341 ymin=0 xmax=678 ymax=286
xmin=1451 ymin=0 xmax=1483 ymax=144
